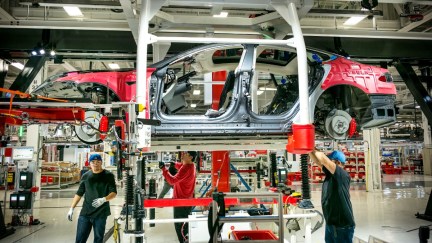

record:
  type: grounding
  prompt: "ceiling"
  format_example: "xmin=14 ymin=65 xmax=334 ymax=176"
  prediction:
xmin=1 ymin=0 xmax=432 ymax=132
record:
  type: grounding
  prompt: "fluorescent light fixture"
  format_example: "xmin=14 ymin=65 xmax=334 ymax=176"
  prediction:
xmin=190 ymin=103 xmax=197 ymax=108
xmin=343 ymin=16 xmax=366 ymax=26
xmin=193 ymin=90 xmax=201 ymax=95
xmin=257 ymin=90 xmax=264 ymax=95
xmin=63 ymin=6 xmax=83 ymax=17
xmin=11 ymin=62 xmax=24 ymax=70
xmin=213 ymin=11 xmax=228 ymax=18
xmin=259 ymin=87 xmax=277 ymax=91
xmin=108 ymin=63 xmax=120 ymax=69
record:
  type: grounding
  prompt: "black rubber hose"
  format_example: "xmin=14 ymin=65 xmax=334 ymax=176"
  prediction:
xmin=298 ymin=154 xmax=314 ymax=209
xmin=301 ymin=154 xmax=310 ymax=200
xmin=126 ymin=174 xmax=134 ymax=205
xmin=270 ymin=153 xmax=277 ymax=187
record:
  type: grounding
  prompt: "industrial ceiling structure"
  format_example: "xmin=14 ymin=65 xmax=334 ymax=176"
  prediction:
xmin=0 ymin=0 xmax=432 ymax=135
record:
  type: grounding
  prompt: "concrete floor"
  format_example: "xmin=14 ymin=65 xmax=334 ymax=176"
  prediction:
xmin=0 ymin=174 xmax=431 ymax=243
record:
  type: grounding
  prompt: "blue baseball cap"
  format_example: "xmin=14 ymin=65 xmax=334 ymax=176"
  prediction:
xmin=327 ymin=151 xmax=346 ymax=164
xmin=89 ymin=154 xmax=102 ymax=161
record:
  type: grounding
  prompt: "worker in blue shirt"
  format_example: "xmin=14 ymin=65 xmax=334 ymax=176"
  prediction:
xmin=309 ymin=149 xmax=355 ymax=243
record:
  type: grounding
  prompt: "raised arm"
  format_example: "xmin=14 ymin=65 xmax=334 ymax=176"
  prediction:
xmin=309 ymin=149 xmax=337 ymax=174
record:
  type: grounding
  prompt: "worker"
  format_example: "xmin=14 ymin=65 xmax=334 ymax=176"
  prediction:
xmin=309 ymin=149 xmax=355 ymax=243
xmin=158 ymin=161 xmax=178 ymax=199
xmin=67 ymin=154 xmax=117 ymax=243
xmin=159 ymin=151 xmax=197 ymax=243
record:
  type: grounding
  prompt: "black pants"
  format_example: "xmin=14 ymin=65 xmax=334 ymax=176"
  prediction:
xmin=173 ymin=206 xmax=192 ymax=243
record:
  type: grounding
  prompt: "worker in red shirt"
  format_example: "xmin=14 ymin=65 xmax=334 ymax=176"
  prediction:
xmin=159 ymin=151 xmax=197 ymax=243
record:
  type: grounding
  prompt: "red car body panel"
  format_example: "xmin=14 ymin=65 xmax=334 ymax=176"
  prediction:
xmin=55 ymin=68 xmax=156 ymax=103
xmin=321 ymin=58 xmax=397 ymax=95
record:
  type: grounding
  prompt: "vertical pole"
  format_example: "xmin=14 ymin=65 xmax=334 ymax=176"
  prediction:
xmin=272 ymin=2 xmax=310 ymax=124
xmin=212 ymin=151 xmax=230 ymax=192
xmin=277 ymin=193 xmax=284 ymax=242
xmin=304 ymin=217 xmax=312 ymax=243
xmin=211 ymin=200 xmax=218 ymax=243
xmin=136 ymin=0 xmax=151 ymax=152
xmin=364 ymin=128 xmax=382 ymax=191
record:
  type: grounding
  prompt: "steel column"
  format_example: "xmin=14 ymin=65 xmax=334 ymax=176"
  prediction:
xmin=0 ymin=60 xmax=6 ymax=94
xmin=395 ymin=61 xmax=432 ymax=126
xmin=9 ymin=55 xmax=47 ymax=92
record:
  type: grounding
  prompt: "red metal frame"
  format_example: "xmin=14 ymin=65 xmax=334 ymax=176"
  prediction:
xmin=143 ymin=195 xmax=299 ymax=208
xmin=200 ymin=169 xmax=257 ymax=174
xmin=0 ymin=108 xmax=85 ymax=126
xmin=212 ymin=151 xmax=230 ymax=192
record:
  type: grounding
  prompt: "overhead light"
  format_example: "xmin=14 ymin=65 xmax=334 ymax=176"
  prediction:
xmin=50 ymin=50 xmax=56 ymax=56
xmin=193 ymin=90 xmax=201 ymax=95
xmin=257 ymin=90 xmax=264 ymax=95
xmin=415 ymin=105 xmax=420 ymax=109
xmin=39 ymin=49 xmax=45 ymax=55
xmin=108 ymin=63 xmax=120 ymax=69
xmin=31 ymin=50 xmax=37 ymax=56
xmin=343 ymin=16 xmax=366 ymax=26
xmin=11 ymin=62 xmax=24 ymax=70
xmin=63 ymin=6 xmax=83 ymax=17
xmin=190 ymin=103 xmax=197 ymax=108
xmin=213 ymin=11 xmax=228 ymax=18
xmin=259 ymin=87 xmax=277 ymax=91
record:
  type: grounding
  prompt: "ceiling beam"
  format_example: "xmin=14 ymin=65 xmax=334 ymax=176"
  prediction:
xmin=0 ymin=7 xmax=15 ymax=21
xmin=398 ymin=12 xmax=432 ymax=32
xmin=299 ymin=28 xmax=432 ymax=40
xmin=20 ymin=1 xmax=123 ymax=9
xmin=119 ymin=0 xmax=139 ymax=43
xmin=0 ymin=20 xmax=131 ymax=31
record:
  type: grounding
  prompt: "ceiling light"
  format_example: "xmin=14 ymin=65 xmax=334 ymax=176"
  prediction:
xmin=50 ymin=50 xmax=56 ymax=56
xmin=31 ymin=50 xmax=37 ymax=56
xmin=63 ymin=6 xmax=83 ymax=17
xmin=213 ymin=11 xmax=228 ymax=18
xmin=193 ymin=90 xmax=201 ymax=95
xmin=415 ymin=105 xmax=420 ymax=109
xmin=190 ymin=104 xmax=197 ymax=108
xmin=108 ymin=63 xmax=120 ymax=69
xmin=257 ymin=90 xmax=264 ymax=95
xmin=343 ymin=16 xmax=367 ymax=26
xmin=259 ymin=87 xmax=277 ymax=91
xmin=39 ymin=49 xmax=45 ymax=55
xmin=11 ymin=62 xmax=24 ymax=70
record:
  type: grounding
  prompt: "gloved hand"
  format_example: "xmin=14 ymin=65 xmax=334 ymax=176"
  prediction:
xmin=159 ymin=161 xmax=165 ymax=169
xmin=67 ymin=208 xmax=74 ymax=221
xmin=92 ymin=197 xmax=107 ymax=208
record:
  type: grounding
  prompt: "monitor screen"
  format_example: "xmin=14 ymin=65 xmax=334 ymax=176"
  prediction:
xmin=12 ymin=147 xmax=34 ymax=160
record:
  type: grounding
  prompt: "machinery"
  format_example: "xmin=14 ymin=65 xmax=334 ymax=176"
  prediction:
xmin=8 ymin=147 xmax=39 ymax=226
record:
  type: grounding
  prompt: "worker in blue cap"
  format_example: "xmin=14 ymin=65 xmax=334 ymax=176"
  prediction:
xmin=67 ymin=153 xmax=117 ymax=243
xmin=309 ymin=149 xmax=355 ymax=243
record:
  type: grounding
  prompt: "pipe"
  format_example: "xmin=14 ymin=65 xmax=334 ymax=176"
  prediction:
xmin=150 ymin=35 xmax=294 ymax=46
xmin=141 ymin=212 xmax=318 ymax=224
xmin=272 ymin=2 xmax=310 ymax=125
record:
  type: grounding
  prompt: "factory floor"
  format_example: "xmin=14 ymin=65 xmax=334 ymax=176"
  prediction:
xmin=1 ymin=173 xmax=431 ymax=243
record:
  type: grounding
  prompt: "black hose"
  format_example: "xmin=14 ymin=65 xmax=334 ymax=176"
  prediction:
xmin=299 ymin=154 xmax=314 ymax=209
xmin=270 ymin=153 xmax=277 ymax=187
xmin=300 ymin=154 xmax=310 ymax=200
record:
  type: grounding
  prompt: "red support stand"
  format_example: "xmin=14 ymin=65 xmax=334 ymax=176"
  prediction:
xmin=212 ymin=151 xmax=230 ymax=192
